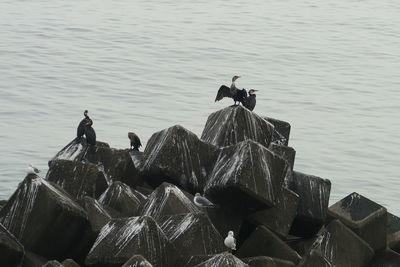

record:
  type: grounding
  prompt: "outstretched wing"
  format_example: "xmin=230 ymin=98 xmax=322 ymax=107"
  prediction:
xmin=215 ymin=85 xmax=232 ymax=102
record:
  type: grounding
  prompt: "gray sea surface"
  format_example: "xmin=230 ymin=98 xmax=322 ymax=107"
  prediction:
xmin=1 ymin=0 xmax=399 ymax=215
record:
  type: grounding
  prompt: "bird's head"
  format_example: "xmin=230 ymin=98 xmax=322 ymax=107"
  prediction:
xmin=228 ymin=231 xmax=234 ymax=236
xmin=195 ymin=193 xmax=201 ymax=197
xmin=232 ymin=75 xmax=241 ymax=82
xmin=84 ymin=110 xmax=89 ymax=117
xmin=249 ymin=89 xmax=258 ymax=95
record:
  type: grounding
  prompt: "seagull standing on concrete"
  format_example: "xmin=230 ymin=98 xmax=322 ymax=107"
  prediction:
xmin=193 ymin=193 xmax=216 ymax=208
xmin=224 ymin=231 xmax=236 ymax=252
xmin=27 ymin=164 xmax=40 ymax=174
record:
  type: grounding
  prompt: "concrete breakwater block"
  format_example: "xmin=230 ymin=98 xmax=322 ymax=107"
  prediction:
xmin=367 ymin=249 xmax=400 ymax=267
xmin=297 ymin=249 xmax=331 ymax=267
xmin=242 ymin=256 xmax=295 ymax=267
xmin=286 ymin=236 xmax=318 ymax=258
xmin=0 ymin=223 xmax=24 ymax=267
xmin=246 ymin=187 xmax=299 ymax=238
xmin=302 ymin=219 xmax=374 ymax=267
xmin=80 ymin=196 xmax=113 ymax=234
xmin=141 ymin=125 xmax=218 ymax=193
xmin=0 ymin=174 xmax=90 ymax=260
xmin=193 ymin=253 xmax=249 ymax=267
xmin=85 ymin=216 xmax=176 ymax=267
xmin=98 ymin=181 xmax=146 ymax=218
xmin=160 ymin=213 xmax=225 ymax=257
xmin=204 ymin=140 xmax=287 ymax=211
xmin=51 ymin=138 xmax=140 ymax=187
xmin=238 ymin=225 xmax=302 ymax=264
xmin=140 ymin=182 xmax=200 ymax=223
xmin=46 ymin=159 xmax=108 ymax=200
xmin=328 ymin=192 xmax=387 ymax=251
xmin=122 ymin=255 xmax=153 ymax=267
xmin=268 ymin=143 xmax=296 ymax=170
xmin=288 ymin=171 xmax=331 ymax=238
xmin=387 ymin=213 xmax=400 ymax=249
xmin=264 ymin=116 xmax=291 ymax=146
xmin=201 ymin=105 xmax=274 ymax=148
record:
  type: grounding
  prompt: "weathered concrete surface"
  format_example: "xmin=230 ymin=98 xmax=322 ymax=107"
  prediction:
xmin=0 ymin=223 xmax=24 ymax=267
xmin=201 ymin=105 xmax=274 ymax=148
xmin=264 ymin=116 xmax=291 ymax=146
xmin=140 ymin=182 xmax=200 ymax=223
xmin=0 ymin=174 xmax=89 ymax=260
xmin=46 ymin=159 xmax=108 ymax=200
xmin=62 ymin=259 xmax=81 ymax=267
xmin=242 ymin=256 xmax=295 ymax=267
xmin=268 ymin=143 xmax=296 ymax=170
xmin=160 ymin=213 xmax=225 ymax=257
xmin=305 ymin=219 xmax=374 ymax=267
xmin=367 ymin=249 xmax=400 ymax=267
xmin=238 ymin=225 xmax=302 ymax=264
xmin=43 ymin=260 xmax=63 ymax=267
xmin=141 ymin=125 xmax=218 ymax=193
xmin=286 ymin=237 xmax=317 ymax=258
xmin=98 ymin=181 xmax=146 ymax=218
xmin=205 ymin=140 xmax=287 ymax=211
xmin=297 ymin=249 xmax=331 ymax=267
xmin=80 ymin=196 xmax=113 ymax=234
xmin=85 ymin=216 xmax=176 ymax=267
xmin=193 ymin=253 xmax=249 ymax=267
xmin=122 ymin=255 xmax=153 ymax=267
xmin=246 ymin=187 xmax=299 ymax=238
xmin=328 ymin=192 xmax=387 ymax=251
xmin=288 ymin=171 xmax=331 ymax=238
xmin=51 ymin=138 xmax=140 ymax=187
xmin=22 ymin=250 xmax=48 ymax=267
xmin=387 ymin=213 xmax=400 ymax=249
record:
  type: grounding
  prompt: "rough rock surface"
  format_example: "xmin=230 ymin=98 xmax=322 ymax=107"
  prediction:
xmin=264 ymin=116 xmax=291 ymax=146
xmin=46 ymin=159 xmax=108 ymax=200
xmin=201 ymin=105 xmax=274 ymax=148
xmin=0 ymin=174 xmax=89 ymax=259
xmin=62 ymin=259 xmax=81 ymax=267
xmin=238 ymin=225 xmax=302 ymax=264
xmin=0 ymin=223 xmax=24 ymax=267
xmin=43 ymin=260 xmax=63 ymax=267
xmin=160 ymin=213 xmax=225 ymax=257
xmin=193 ymin=253 xmax=249 ymax=267
xmin=122 ymin=255 xmax=153 ymax=267
xmin=246 ymin=187 xmax=299 ymax=238
xmin=328 ymin=192 xmax=387 ymax=251
xmin=288 ymin=171 xmax=331 ymax=238
xmin=85 ymin=216 xmax=176 ymax=267
xmin=303 ymin=219 xmax=374 ymax=267
xmin=205 ymin=140 xmax=287 ymax=210
xmin=51 ymin=138 xmax=140 ymax=187
xmin=141 ymin=125 xmax=218 ymax=193
xmin=242 ymin=256 xmax=295 ymax=267
xmin=98 ymin=181 xmax=146 ymax=218
xmin=140 ymin=182 xmax=200 ymax=223
xmin=22 ymin=250 xmax=48 ymax=267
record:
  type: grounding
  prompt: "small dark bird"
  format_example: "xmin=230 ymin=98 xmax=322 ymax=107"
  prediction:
xmin=77 ymin=110 xmax=89 ymax=137
xmin=128 ymin=132 xmax=142 ymax=151
xmin=215 ymin=76 xmax=248 ymax=106
xmin=84 ymin=118 xmax=96 ymax=146
xmin=244 ymin=89 xmax=258 ymax=111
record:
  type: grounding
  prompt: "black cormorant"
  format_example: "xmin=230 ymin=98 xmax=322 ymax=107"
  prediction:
xmin=77 ymin=110 xmax=89 ymax=137
xmin=244 ymin=89 xmax=258 ymax=111
xmin=84 ymin=118 xmax=96 ymax=146
xmin=128 ymin=132 xmax=142 ymax=151
xmin=215 ymin=76 xmax=247 ymax=106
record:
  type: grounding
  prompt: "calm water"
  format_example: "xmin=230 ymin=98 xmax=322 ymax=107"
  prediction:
xmin=1 ymin=0 xmax=399 ymax=215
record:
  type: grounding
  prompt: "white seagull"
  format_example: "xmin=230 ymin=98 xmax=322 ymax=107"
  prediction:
xmin=224 ymin=230 xmax=236 ymax=252
xmin=193 ymin=193 xmax=216 ymax=208
xmin=27 ymin=164 xmax=40 ymax=174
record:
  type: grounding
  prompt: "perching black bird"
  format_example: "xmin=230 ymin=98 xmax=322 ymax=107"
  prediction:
xmin=77 ymin=110 xmax=89 ymax=137
xmin=84 ymin=118 xmax=96 ymax=146
xmin=244 ymin=89 xmax=258 ymax=111
xmin=215 ymin=76 xmax=248 ymax=106
xmin=128 ymin=132 xmax=142 ymax=151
